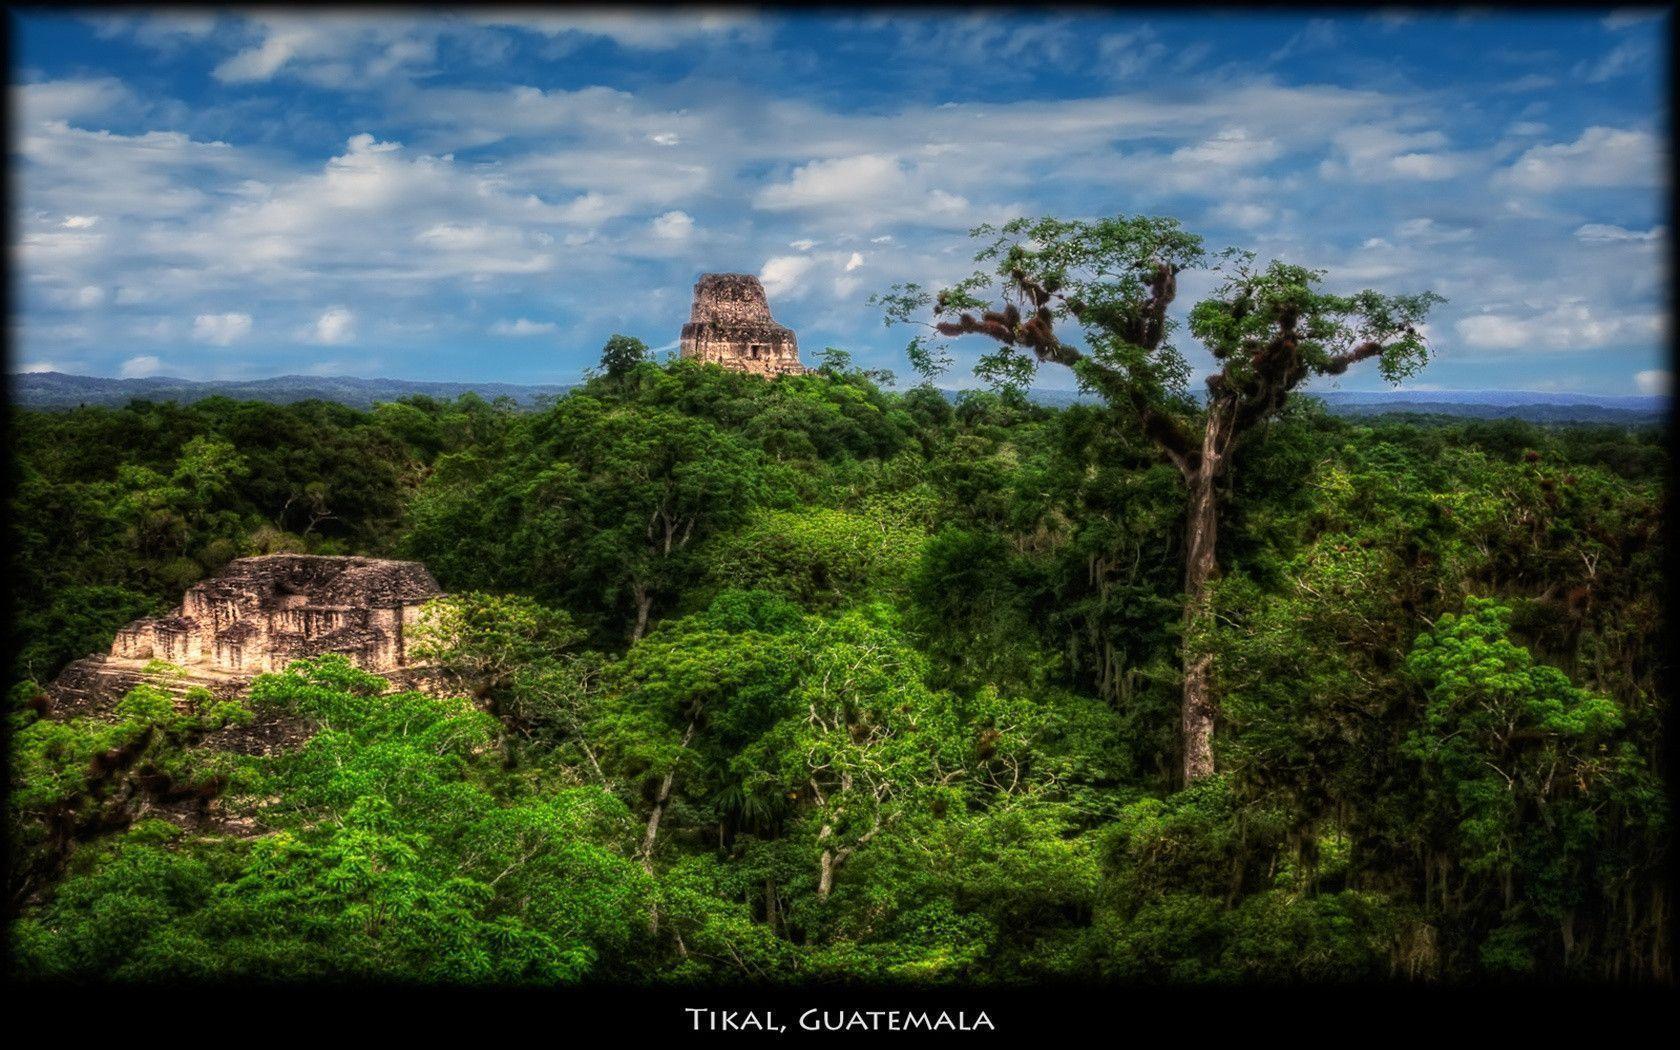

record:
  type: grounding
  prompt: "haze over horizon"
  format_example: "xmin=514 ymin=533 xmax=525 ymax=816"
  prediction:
xmin=10 ymin=9 xmax=1672 ymax=395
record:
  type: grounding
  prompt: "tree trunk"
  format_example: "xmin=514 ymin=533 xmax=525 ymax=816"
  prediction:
xmin=1180 ymin=414 xmax=1227 ymax=785
xmin=641 ymin=718 xmax=698 ymax=874
xmin=818 ymin=846 xmax=836 ymax=900
xmin=631 ymin=583 xmax=652 ymax=643
xmin=641 ymin=718 xmax=697 ymax=937
xmin=641 ymin=767 xmax=678 ymax=877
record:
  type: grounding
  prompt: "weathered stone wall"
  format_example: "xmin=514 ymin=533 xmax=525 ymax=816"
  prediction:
xmin=98 ymin=555 xmax=443 ymax=677
xmin=679 ymin=273 xmax=807 ymax=376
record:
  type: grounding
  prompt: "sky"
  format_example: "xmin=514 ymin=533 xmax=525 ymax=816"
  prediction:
xmin=8 ymin=8 xmax=1672 ymax=394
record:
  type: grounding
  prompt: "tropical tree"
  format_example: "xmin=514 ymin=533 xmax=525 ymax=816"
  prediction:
xmin=880 ymin=215 xmax=1443 ymax=781
xmin=599 ymin=333 xmax=649 ymax=382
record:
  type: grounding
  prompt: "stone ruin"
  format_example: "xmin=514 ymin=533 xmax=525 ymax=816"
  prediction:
xmin=112 ymin=554 xmax=441 ymax=674
xmin=50 ymin=555 xmax=443 ymax=716
xmin=679 ymin=273 xmax=807 ymax=376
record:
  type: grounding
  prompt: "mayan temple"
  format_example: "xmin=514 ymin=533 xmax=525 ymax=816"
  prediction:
xmin=679 ymin=273 xmax=807 ymax=376
xmin=50 ymin=555 xmax=443 ymax=712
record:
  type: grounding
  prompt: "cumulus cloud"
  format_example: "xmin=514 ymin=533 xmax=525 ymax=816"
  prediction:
xmin=119 ymin=354 xmax=164 ymax=378
xmin=651 ymin=210 xmax=694 ymax=240
xmin=1503 ymin=127 xmax=1662 ymax=190
xmin=1634 ymin=368 xmax=1671 ymax=395
xmin=491 ymin=318 xmax=559 ymax=336
xmin=760 ymin=255 xmax=817 ymax=299
xmin=1454 ymin=300 xmax=1663 ymax=351
xmin=305 ymin=306 xmax=356 ymax=345
xmin=9 ymin=13 xmax=1668 ymax=392
xmin=192 ymin=312 xmax=253 ymax=345
xmin=755 ymin=154 xmax=970 ymax=227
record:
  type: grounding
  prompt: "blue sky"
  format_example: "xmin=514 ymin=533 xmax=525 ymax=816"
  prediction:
xmin=9 ymin=8 xmax=1671 ymax=394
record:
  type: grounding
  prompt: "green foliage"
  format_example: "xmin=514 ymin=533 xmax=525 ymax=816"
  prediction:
xmin=704 ymin=505 xmax=926 ymax=607
xmin=7 ymin=332 xmax=1667 ymax=984
xmin=598 ymin=333 xmax=649 ymax=381
xmin=14 ymin=657 xmax=649 ymax=982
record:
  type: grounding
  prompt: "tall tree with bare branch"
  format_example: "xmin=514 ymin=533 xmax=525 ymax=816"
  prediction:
xmin=877 ymin=215 xmax=1443 ymax=782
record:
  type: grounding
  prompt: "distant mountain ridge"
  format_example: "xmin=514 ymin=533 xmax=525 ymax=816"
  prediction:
xmin=9 ymin=370 xmax=1670 ymax=424
xmin=10 ymin=371 xmax=576 ymax=409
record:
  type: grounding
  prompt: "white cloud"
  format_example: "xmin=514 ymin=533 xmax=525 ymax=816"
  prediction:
xmin=473 ymin=10 xmax=765 ymax=50
xmin=166 ymin=134 xmax=564 ymax=281
xmin=1574 ymin=222 xmax=1665 ymax=242
xmin=1603 ymin=9 xmax=1666 ymax=30
xmin=210 ymin=15 xmax=445 ymax=86
xmin=844 ymin=251 xmax=864 ymax=272
xmin=61 ymin=215 xmax=99 ymax=229
xmin=1578 ymin=38 xmax=1655 ymax=82
xmin=1096 ymin=26 xmax=1167 ymax=79
xmin=119 ymin=354 xmax=164 ymax=378
xmin=651 ymin=210 xmax=694 ymax=240
xmin=1634 ymin=368 xmax=1671 ymax=395
xmin=758 ymin=154 xmax=907 ymax=209
xmin=1504 ymin=127 xmax=1662 ymax=191
xmin=214 ymin=21 xmax=312 ymax=82
xmin=1212 ymin=202 xmax=1274 ymax=229
xmin=1398 ymin=218 xmax=1474 ymax=244
xmin=192 ymin=312 xmax=252 ymax=345
xmin=17 ymin=360 xmax=65 ymax=374
xmin=17 ymin=121 xmax=242 ymax=222
xmin=760 ymin=255 xmax=817 ymax=299
xmin=1270 ymin=18 xmax=1339 ymax=61
xmin=1455 ymin=300 xmax=1663 ymax=351
xmin=305 ymin=306 xmax=356 ymax=345
xmin=1321 ymin=125 xmax=1466 ymax=182
xmin=89 ymin=13 xmax=220 ymax=50
xmin=1171 ymin=126 xmax=1282 ymax=169
xmin=755 ymin=154 xmax=970 ymax=227
xmin=7 ymin=21 xmax=1666 ymax=393
xmin=13 ymin=77 xmax=139 ymax=125
xmin=491 ymin=318 xmax=559 ymax=336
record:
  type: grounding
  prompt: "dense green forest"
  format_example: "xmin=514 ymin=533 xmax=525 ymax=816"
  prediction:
xmin=7 ymin=344 xmax=1667 ymax=983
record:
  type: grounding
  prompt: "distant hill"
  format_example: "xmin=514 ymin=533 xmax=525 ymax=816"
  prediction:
xmin=1310 ymin=390 xmax=1667 ymax=424
xmin=10 ymin=372 xmax=574 ymax=409
xmin=999 ymin=387 xmax=1669 ymax=425
xmin=9 ymin=370 xmax=1669 ymax=425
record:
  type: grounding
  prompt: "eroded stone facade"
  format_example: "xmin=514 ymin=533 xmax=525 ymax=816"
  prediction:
xmin=110 ymin=554 xmax=442 ymax=675
xmin=679 ymin=273 xmax=806 ymax=376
